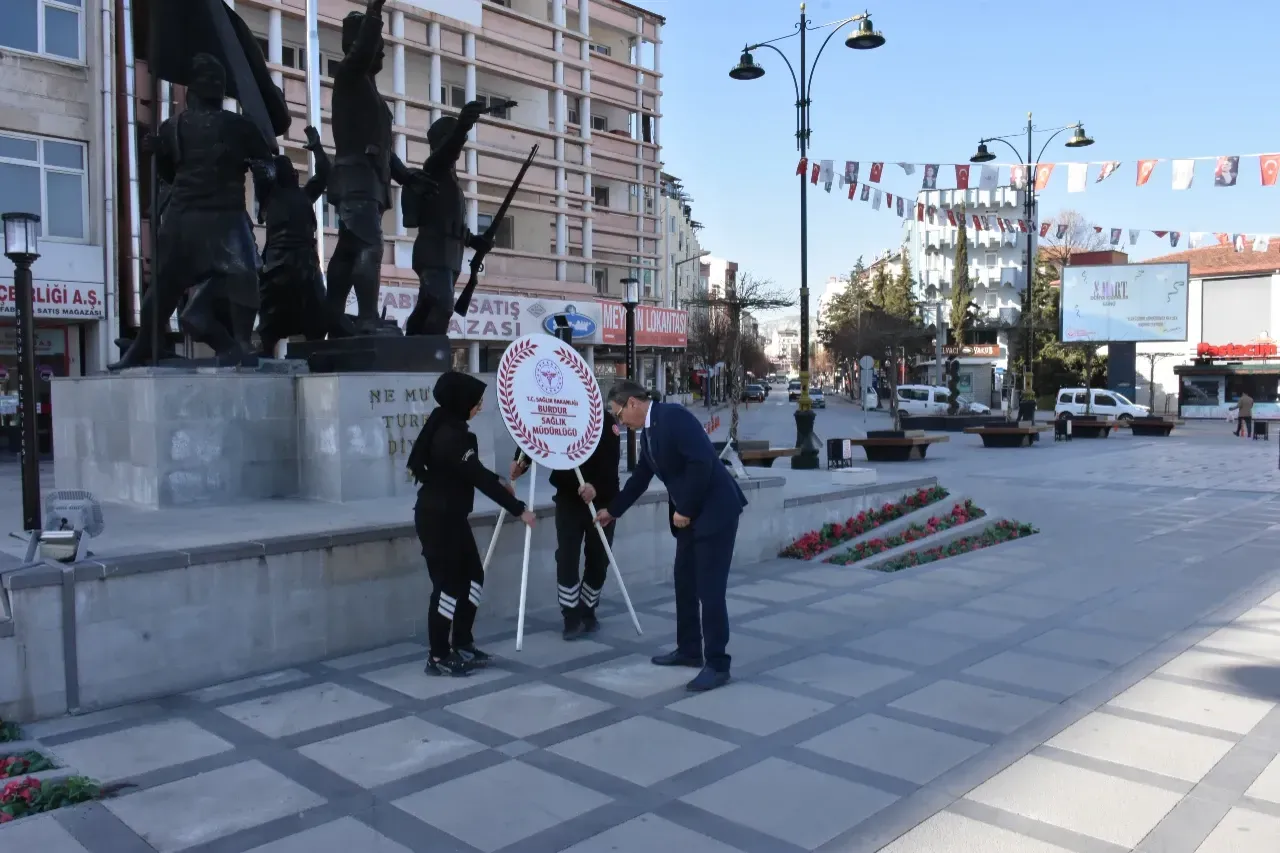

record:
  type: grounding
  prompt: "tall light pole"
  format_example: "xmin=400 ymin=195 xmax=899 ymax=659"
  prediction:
xmin=3 ymin=212 xmax=43 ymax=533
xmin=729 ymin=6 xmax=884 ymax=469
xmin=970 ymin=115 xmax=1093 ymax=401
xmin=621 ymin=277 xmax=639 ymax=471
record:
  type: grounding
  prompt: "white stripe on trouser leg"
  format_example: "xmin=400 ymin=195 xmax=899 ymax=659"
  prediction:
xmin=581 ymin=583 xmax=601 ymax=608
xmin=438 ymin=593 xmax=456 ymax=620
xmin=469 ymin=580 xmax=483 ymax=607
xmin=558 ymin=582 xmax=580 ymax=608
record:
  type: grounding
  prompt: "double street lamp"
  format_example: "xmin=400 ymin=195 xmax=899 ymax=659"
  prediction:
xmin=968 ymin=115 xmax=1093 ymax=399
xmin=3 ymin=211 xmax=43 ymax=533
xmin=729 ymin=5 xmax=884 ymax=469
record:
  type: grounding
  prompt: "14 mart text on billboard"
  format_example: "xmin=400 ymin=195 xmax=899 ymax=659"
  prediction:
xmin=1060 ymin=262 xmax=1190 ymax=343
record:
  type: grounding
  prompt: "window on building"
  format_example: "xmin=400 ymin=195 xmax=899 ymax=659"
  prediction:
xmin=984 ymin=252 xmax=997 ymax=268
xmin=592 ymin=186 xmax=610 ymax=207
xmin=669 ymin=215 xmax=676 ymax=233
xmin=593 ymin=268 xmax=608 ymax=294
xmin=678 ymin=231 xmax=684 ymax=251
xmin=590 ymin=114 xmax=609 ymax=133
xmin=566 ymin=97 xmax=581 ymax=125
xmin=589 ymin=43 xmax=612 ymax=57
xmin=487 ymin=0 xmax=511 ymax=7
xmin=440 ymin=86 xmax=510 ymax=119
xmin=254 ymin=38 xmax=306 ymax=69
xmin=323 ymin=54 xmax=342 ymax=78
xmin=476 ymin=213 xmax=513 ymax=250
xmin=0 ymin=133 xmax=87 ymax=240
xmin=2 ymin=0 xmax=81 ymax=60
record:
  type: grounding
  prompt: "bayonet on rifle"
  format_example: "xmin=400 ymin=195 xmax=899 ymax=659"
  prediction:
xmin=453 ymin=143 xmax=539 ymax=317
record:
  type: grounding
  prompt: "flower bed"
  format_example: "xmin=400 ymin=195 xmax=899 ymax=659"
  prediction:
xmin=825 ymin=500 xmax=985 ymax=565
xmin=874 ymin=521 xmax=1039 ymax=572
xmin=778 ymin=485 xmax=949 ymax=559
xmin=0 ymin=717 xmax=103 ymax=824
xmin=0 ymin=752 xmax=54 ymax=779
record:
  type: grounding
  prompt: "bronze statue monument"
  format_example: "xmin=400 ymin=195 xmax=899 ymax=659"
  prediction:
xmin=109 ymin=53 xmax=272 ymax=370
xmin=253 ymin=125 xmax=351 ymax=355
xmin=325 ymin=0 xmax=432 ymax=336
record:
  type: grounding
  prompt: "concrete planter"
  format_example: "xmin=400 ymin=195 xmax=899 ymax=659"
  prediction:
xmin=808 ymin=494 xmax=970 ymax=563
xmin=829 ymin=515 xmax=1008 ymax=573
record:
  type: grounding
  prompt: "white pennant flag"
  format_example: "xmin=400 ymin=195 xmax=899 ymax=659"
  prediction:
xmin=978 ymin=165 xmax=999 ymax=190
xmin=872 ymin=189 xmax=882 ymax=210
xmin=897 ymin=162 xmax=916 ymax=175
xmin=1190 ymin=231 xmax=1207 ymax=247
xmin=1254 ymin=235 xmax=1271 ymax=252
xmin=1129 ymin=229 xmax=1140 ymax=245
xmin=1172 ymin=159 xmax=1195 ymax=190
xmin=1067 ymin=163 xmax=1088 ymax=192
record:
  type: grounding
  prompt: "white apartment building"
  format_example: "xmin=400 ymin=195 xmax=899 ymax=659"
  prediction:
xmin=658 ymin=171 xmax=704 ymax=308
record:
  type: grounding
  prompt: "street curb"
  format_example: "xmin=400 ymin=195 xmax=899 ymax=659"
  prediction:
xmin=810 ymin=494 xmax=974 ymax=563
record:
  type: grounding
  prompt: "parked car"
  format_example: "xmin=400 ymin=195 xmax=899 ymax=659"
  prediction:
xmin=787 ymin=380 xmax=802 ymax=401
xmin=1054 ymin=388 xmax=1149 ymax=422
xmin=896 ymin=385 xmax=993 ymax=415
xmin=810 ymin=388 xmax=826 ymax=408
xmin=956 ymin=395 xmax=991 ymax=414
xmin=742 ymin=384 xmax=766 ymax=403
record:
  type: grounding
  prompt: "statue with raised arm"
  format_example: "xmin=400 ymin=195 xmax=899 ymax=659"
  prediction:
xmin=108 ymin=52 xmax=273 ymax=370
xmin=325 ymin=0 xmax=432 ymax=337
xmin=253 ymin=126 xmax=352 ymax=356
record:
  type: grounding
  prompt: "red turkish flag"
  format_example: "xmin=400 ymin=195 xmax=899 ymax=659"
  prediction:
xmin=796 ymin=157 xmax=807 ymax=176
xmin=1039 ymin=222 xmax=1051 ymax=237
xmin=997 ymin=218 xmax=1007 ymax=232
xmin=972 ymin=215 xmax=982 ymax=231
xmin=1136 ymin=159 xmax=1157 ymax=186
xmin=847 ymin=181 xmax=857 ymax=199
xmin=946 ymin=210 xmax=957 ymax=226
xmin=869 ymin=162 xmax=884 ymax=182
xmin=1033 ymin=164 xmax=1054 ymax=191
xmin=955 ymin=164 xmax=971 ymax=189
xmin=916 ymin=203 xmax=924 ymax=221
xmin=1216 ymin=233 xmax=1231 ymax=246
xmin=810 ymin=162 xmax=820 ymax=184
xmin=1017 ymin=220 xmax=1028 ymax=233
xmin=1153 ymin=231 xmax=1168 ymax=238
xmin=885 ymin=193 xmax=893 ymax=207
xmin=1260 ymin=154 xmax=1280 ymax=187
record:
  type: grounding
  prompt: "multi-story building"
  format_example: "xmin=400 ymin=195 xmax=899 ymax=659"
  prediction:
xmin=658 ymin=170 xmax=704 ymax=309
xmin=113 ymin=0 xmax=675 ymax=375
xmin=0 ymin=0 xmax=115 ymax=458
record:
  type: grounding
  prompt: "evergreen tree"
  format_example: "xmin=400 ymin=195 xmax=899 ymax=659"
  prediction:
xmin=949 ymin=205 xmax=973 ymax=337
xmin=882 ymin=247 xmax=916 ymax=320
xmin=870 ymin=262 xmax=891 ymax=310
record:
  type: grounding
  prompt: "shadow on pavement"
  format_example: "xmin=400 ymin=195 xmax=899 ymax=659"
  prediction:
xmin=1225 ymin=663 xmax=1280 ymax=701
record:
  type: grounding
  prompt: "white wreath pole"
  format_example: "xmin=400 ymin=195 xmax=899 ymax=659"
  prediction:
xmin=515 ymin=461 xmax=537 ymax=651
xmin=574 ymin=467 xmax=642 ymax=635
xmin=482 ymin=509 xmax=506 ymax=572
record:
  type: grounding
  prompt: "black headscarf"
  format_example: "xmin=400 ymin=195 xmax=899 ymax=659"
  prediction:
xmin=407 ymin=372 xmax=487 ymax=484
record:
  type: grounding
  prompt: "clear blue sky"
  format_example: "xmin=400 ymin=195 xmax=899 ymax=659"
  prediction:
xmin=649 ymin=0 xmax=1278 ymax=317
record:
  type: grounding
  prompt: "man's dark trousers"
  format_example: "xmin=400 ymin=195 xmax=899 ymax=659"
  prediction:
xmin=554 ymin=499 xmax=614 ymax=619
xmin=672 ymin=518 xmax=738 ymax=673
xmin=1237 ymin=415 xmax=1253 ymax=437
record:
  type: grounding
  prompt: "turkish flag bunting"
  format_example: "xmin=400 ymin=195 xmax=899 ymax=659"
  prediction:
xmin=973 ymin=215 xmax=982 ymax=231
xmin=997 ymin=218 xmax=1006 ymax=232
xmin=1017 ymin=220 xmax=1029 ymax=233
xmin=917 ymin=203 xmax=924 ymax=221
xmin=1260 ymin=154 xmax=1280 ymax=186
xmin=1033 ymin=164 xmax=1055 ymax=191
xmin=1153 ymin=231 xmax=1168 ymax=238
xmin=847 ymin=181 xmax=857 ymax=199
xmin=1215 ymin=233 xmax=1231 ymax=246
xmin=1096 ymin=161 xmax=1121 ymax=183
xmin=810 ymin=162 xmax=821 ymax=184
xmin=1040 ymin=222 xmax=1051 ymax=237
xmin=869 ymin=162 xmax=884 ymax=182
xmin=955 ymin=164 xmax=971 ymax=189
xmin=885 ymin=193 xmax=893 ymax=207
xmin=797 ymin=158 xmax=807 ymax=176
xmin=1136 ymin=159 xmax=1157 ymax=186
xmin=946 ymin=210 xmax=957 ymax=226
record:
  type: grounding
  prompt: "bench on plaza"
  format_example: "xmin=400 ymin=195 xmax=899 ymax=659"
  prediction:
xmin=739 ymin=447 xmax=799 ymax=467
xmin=1059 ymin=416 xmax=1112 ymax=439
xmin=1122 ymin=417 xmax=1180 ymax=437
xmin=963 ymin=424 xmax=1052 ymax=448
xmin=848 ymin=431 xmax=948 ymax=461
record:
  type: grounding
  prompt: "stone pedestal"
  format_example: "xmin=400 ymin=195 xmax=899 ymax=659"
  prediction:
xmin=52 ymin=368 xmax=299 ymax=508
xmin=296 ymin=372 xmax=514 ymax=502
xmin=287 ymin=335 xmax=451 ymax=373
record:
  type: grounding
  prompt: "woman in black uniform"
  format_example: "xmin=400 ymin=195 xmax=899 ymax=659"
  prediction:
xmin=408 ymin=371 xmax=535 ymax=676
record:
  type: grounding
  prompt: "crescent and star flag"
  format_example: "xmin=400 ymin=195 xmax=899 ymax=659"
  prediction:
xmin=917 ymin=203 xmax=924 ymax=221
xmin=1214 ymin=156 xmax=1240 ymax=187
xmin=847 ymin=181 xmax=857 ymax=199
xmin=945 ymin=209 xmax=956 ymax=226
xmin=954 ymin=164 xmax=971 ymax=189
xmin=1261 ymin=154 xmax=1280 ymax=187
xmin=810 ymin=162 xmax=821 ymax=184
xmin=1033 ymin=163 xmax=1055 ymax=191
xmin=1039 ymin=222 xmax=1051 ymax=237
xmin=1154 ymin=231 xmax=1168 ymax=238
xmin=1136 ymin=159 xmax=1157 ymax=186
xmin=869 ymin=162 xmax=884 ymax=182
xmin=149 ymin=0 xmax=291 ymax=146
xmin=796 ymin=157 xmax=808 ymax=176
xmin=1096 ymin=161 xmax=1121 ymax=183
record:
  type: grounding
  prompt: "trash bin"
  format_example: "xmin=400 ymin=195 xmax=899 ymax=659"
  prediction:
xmin=1017 ymin=400 xmax=1037 ymax=423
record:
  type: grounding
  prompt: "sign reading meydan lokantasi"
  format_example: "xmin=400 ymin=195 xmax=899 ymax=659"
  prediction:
xmin=497 ymin=334 xmax=603 ymax=471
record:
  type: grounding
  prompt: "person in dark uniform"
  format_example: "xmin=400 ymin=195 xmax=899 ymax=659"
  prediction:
xmin=109 ymin=53 xmax=272 ymax=370
xmin=253 ymin=125 xmax=351 ymax=356
xmin=326 ymin=0 xmax=432 ymax=336
xmin=509 ymin=410 xmax=620 ymax=640
xmin=408 ymin=372 xmax=535 ymax=676
xmin=403 ymin=103 xmax=492 ymax=336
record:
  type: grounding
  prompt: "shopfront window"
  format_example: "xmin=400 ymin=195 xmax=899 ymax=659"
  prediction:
xmin=1180 ymin=378 xmax=1219 ymax=406
xmin=1 ymin=0 xmax=82 ymax=61
xmin=0 ymin=132 xmax=88 ymax=240
xmin=1226 ymin=374 xmax=1280 ymax=403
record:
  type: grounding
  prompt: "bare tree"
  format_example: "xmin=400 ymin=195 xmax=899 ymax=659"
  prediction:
xmin=1137 ymin=351 xmax=1183 ymax=412
xmin=685 ymin=273 xmax=794 ymax=444
xmin=1040 ymin=208 xmax=1108 ymax=272
xmin=824 ymin=307 xmax=931 ymax=426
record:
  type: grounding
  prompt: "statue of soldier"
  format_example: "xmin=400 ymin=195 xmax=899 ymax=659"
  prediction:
xmin=326 ymin=0 xmax=433 ymax=336
xmin=109 ymin=53 xmax=272 ymax=370
xmin=253 ymin=126 xmax=351 ymax=356
xmin=403 ymin=102 xmax=492 ymax=337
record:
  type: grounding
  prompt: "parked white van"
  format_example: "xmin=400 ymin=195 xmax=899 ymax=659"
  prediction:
xmin=895 ymin=385 xmax=991 ymax=415
xmin=1054 ymin=388 xmax=1149 ymax=422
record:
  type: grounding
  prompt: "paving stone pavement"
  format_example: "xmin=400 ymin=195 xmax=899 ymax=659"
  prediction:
xmin=6 ymin=428 xmax=1280 ymax=851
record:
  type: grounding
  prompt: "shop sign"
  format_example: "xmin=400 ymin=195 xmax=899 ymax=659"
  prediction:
xmin=356 ymin=283 xmax=601 ymax=343
xmin=598 ymin=301 xmax=688 ymax=348
xmin=1197 ymin=342 xmax=1278 ymax=359
xmin=0 ymin=280 xmax=104 ymax=319
xmin=942 ymin=344 xmax=1001 ymax=357
xmin=0 ymin=328 xmax=66 ymax=356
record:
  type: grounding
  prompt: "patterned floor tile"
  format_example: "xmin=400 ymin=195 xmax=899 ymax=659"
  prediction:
xmin=1046 ymin=712 xmax=1235 ymax=783
xmin=1195 ymin=807 xmax=1280 ymax=852
xmin=50 ymin=718 xmax=233 ymax=783
xmin=219 ymin=683 xmax=389 ymax=739
xmin=801 ymin=713 xmax=986 ymax=785
xmin=669 ymin=682 xmax=832 ymax=736
xmin=359 ymin=661 xmax=512 ymax=701
xmin=1108 ymin=679 xmax=1274 ymax=735
xmin=879 ymin=811 xmax=1076 ymax=852
xmin=564 ymin=654 xmax=700 ymax=698
xmin=549 ymin=716 xmax=736 ymax=785
xmin=297 ymin=716 xmax=483 ymax=788
xmin=242 ymin=817 xmax=411 ymax=853
xmin=446 ymin=683 xmax=612 ymax=738
xmin=767 ymin=653 xmax=912 ymax=698
xmin=890 ymin=680 xmax=1053 ymax=734
xmin=559 ymin=813 xmax=747 ymax=853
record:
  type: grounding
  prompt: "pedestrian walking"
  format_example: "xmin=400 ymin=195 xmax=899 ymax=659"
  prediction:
xmin=1232 ymin=391 xmax=1254 ymax=438
xmin=408 ymin=372 xmax=535 ymax=676
xmin=510 ymin=410 xmax=620 ymax=640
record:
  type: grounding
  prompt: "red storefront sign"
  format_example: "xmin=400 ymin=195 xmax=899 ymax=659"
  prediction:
xmin=599 ymin=301 xmax=688 ymax=348
xmin=1197 ymin=342 xmax=1278 ymax=359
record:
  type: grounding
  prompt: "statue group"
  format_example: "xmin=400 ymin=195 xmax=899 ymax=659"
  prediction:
xmin=109 ymin=0 xmax=514 ymax=371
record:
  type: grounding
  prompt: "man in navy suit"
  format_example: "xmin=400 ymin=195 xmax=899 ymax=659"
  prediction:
xmin=596 ymin=380 xmax=747 ymax=691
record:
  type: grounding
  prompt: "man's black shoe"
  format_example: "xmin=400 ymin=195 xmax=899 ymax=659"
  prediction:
xmin=651 ymin=650 xmax=703 ymax=668
xmin=580 ymin=612 xmax=601 ymax=635
xmin=562 ymin=617 xmax=585 ymax=642
xmin=686 ymin=667 xmax=731 ymax=692
xmin=424 ymin=651 xmax=473 ymax=677
xmin=457 ymin=645 xmax=492 ymax=668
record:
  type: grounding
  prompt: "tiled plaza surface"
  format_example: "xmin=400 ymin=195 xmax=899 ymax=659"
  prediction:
xmin=6 ymin=427 xmax=1280 ymax=851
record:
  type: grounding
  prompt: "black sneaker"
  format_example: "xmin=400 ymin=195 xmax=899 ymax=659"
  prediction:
xmin=457 ymin=645 xmax=491 ymax=668
xmin=425 ymin=651 xmax=473 ymax=677
xmin=580 ymin=612 xmax=601 ymax=634
xmin=562 ymin=615 xmax=585 ymax=641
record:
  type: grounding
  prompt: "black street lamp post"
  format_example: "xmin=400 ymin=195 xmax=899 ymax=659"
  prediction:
xmin=970 ymin=115 xmax=1093 ymax=401
xmin=729 ymin=6 xmax=885 ymax=469
xmin=3 ymin=212 xmax=43 ymax=533
xmin=622 ymin=277 xmax=639 ymax=471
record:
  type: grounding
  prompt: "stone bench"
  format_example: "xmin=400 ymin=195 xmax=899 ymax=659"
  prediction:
xmin=963 ymin=425 xmax=1051 ymax=448
xmin=1063 ymin=417 xmax=1112 ymax=439
xmin=739 ymin=448 xmax=799 ymax=468
xmin=848 ymin=435 xmax=948 ymax=461
xmin=1121 ymin=417 xmax=1180 ymax=437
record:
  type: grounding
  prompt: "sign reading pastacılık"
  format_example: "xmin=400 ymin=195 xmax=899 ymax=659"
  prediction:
xmin=497 ymin=334 xmax=604 ymax=471
xmin=1060 ymin=262 xmax=1190 ymax=343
